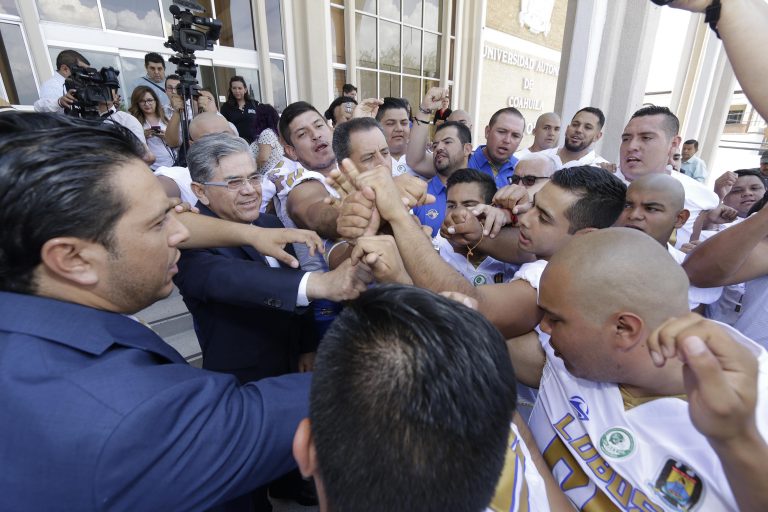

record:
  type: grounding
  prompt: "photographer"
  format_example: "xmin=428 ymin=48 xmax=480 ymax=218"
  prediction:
xmin=34 ymin=50 xmax=89 ymax=114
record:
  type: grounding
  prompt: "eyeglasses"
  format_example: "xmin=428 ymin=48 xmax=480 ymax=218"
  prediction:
xmin=511 ymin=174 xmax=549 ymax=187
xmin=139 ymin=98 xmax=156 ymax=104
xmin=202 ymin=174 xmax=261 ymax=191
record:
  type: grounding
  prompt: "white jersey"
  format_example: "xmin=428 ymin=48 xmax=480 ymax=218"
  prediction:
xmin=540 ymin=147 xmax=609 ymax=169
xmin=732 ymin=274 xmax=768 ymax=350
xmin=487 ymin=423 xmax=550 ymax=512
xmin=268 ymin=159 xmax=339 ymax=272
xmin=390 ymin=154 xmax=415 ymax=177
xmin=667 ymin=244 xmax=723 ymax=310
xmin=530 ymin=322 xmax=768 ymax=511
xmin=436 ymin=234 xmax=519 ymax=286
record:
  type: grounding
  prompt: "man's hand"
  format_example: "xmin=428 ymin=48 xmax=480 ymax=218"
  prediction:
xmin=393 ymin=174 xmax=435 ymax=208
xmin=471 ymin=204 xmax=513 ymax=238
xmin=441 ymin=208 xmax=484 ymax=245
xmin=58 ymin=89 xmax=77 ymax=109
xmin=349 ymin=235 xmax=412 ymax=284
xmin=306 ymin=259 xmax=373 ymax=302
xmin=170 ymin=94 xmax=184 ymax=113
xmin=715 ymin=171 xmax=738 ymax=199
xmin=353 ymin=165 xmax=411 ymax=223
xmin=647 ymin=313 xmax=759 ymax=444
xmin=353 ymin=98 xmax=384 ymax=118
xmin=597 ymin=161 xmax=617 ymax=173
xmin=337 ymin=189 xmax=380 ymax=240
xmin=298 ymin=352 xmax=316 ymax=373
xmin=170 ymin=196 xmax=200 ymax=214
xmin=680 ymin=239 xmax=702 ymax=254
xmin=325 ymin=167 xmax=357 ymax=205
xmin=247 ymin=227 xmax=324 ymax=268
xmin=493 ymin=184 xmax=533 ymax=215
xmin=705 ymin=204 xmax=739 ymax=225
xmin=420 ymin=86 xmax=448 ymax=112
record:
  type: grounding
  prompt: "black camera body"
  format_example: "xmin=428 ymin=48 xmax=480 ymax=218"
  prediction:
xmin=64 ymin=65 xmax=120 ymax=119
xmin=164 ymin=3 xmax=221 ymax=54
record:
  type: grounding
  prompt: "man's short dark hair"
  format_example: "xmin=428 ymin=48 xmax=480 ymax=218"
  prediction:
xmin=435 ymin=120 xmax=472 ymax=145
xmin=684 ymin=139 xmax=699 ymax=150
xmin=735 ymin=168 xmax=764 ymax=180
xmin=165 ymin=74 xmax=180 ymax=83
xmin=550 ymin=166 xmax=627 ymax=234
xmin=324 ymin=96 xmax=357 ymax=123
xmin=342 ymin=83 xmax=357 ymax=94
xmin=55 ymin=50 xmax=89 ymax=71
xmin=279 ymin=101 xmax=323 ymax=146
xmin=488 ymin=107 xmax=525 ymax=129
xmin=332 ymin=117 xmax=384 ymax=165
xmin=630 ymin=105 xmax=679 ymax=140
xmin=375 ymin=97 xmax=409 ymax=121
xmin=0 ymin=112 xmax=144 ymax=294
xmin=144 ymin=52 xmax=165 ymax=68
xmin=310 ymin=285 xmax=516 ymax=512
xmin=446 ymin=168 xmax=497 ymax=204
xmin=574 ymin=106 xmax=605 ymax=130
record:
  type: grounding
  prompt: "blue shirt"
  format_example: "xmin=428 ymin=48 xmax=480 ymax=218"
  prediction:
xmin=413 ymin=175 xmax=448 ymax=237
xmin=0 ymin=291 xmax=310 ymax=511
xmin=467 ymin=145 xmax=518 ymax=189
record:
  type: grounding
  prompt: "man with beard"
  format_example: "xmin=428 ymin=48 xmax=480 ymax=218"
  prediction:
xmin=514 ymin=112 xmax=561 ymax=160
xmin=539 ymin=107 xmax=608 ymax=169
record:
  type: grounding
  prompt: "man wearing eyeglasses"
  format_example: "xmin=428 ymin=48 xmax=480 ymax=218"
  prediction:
xmin=507 ymin=154 xmax=556 ymax=200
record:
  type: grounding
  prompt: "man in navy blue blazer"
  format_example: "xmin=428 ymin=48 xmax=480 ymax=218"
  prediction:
xmin=0 ymin=113 xmax=313 ymax=511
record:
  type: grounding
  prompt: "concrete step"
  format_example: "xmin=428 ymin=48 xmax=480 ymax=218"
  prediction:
xmin=136 ymin=287 xmax=202 ymax=364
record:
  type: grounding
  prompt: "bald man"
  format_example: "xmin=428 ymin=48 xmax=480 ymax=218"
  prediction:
xmin=616 ymin=174 xmax=722 ymax=310
xmin=504 ymin=154 xmax=556 ymax=199
xmin=514 ymin=112 xmax=561 ymax=160
xmin=526 ymin=228 xmax=768 ymax=511
xmin=446 ymin=109 xmax=473 ymax=132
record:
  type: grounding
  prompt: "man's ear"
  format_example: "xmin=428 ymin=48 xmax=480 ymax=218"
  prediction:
xmin=284 ymin=143 xmax=298 ymax=161
xmin=611 ymin=312 xmax=645 ymax=351
xmin=595 ymin=130 xmax=603 ymax=143
xmin=675 ymin=209 xmax=690 ymax=229
xmin=484 ymin=124 xmax=491 ymax=141
xmin=39 ymin=237 xmax=104 ymax=286
xmin=293 ymin=418 xmax=319 ymax=479
xmin=463 ymin=142 xmax=473 ymax=157
xmin=190 ymin=182 xmax=210 ymax=205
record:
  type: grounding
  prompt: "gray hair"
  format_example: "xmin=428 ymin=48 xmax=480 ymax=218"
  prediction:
xmin=187 ymin=133 xmax=254 ymax=183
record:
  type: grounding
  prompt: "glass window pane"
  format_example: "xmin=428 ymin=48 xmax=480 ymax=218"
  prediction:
xmin=333 ymin=68 xmax=346 ymax=98
xmin=101 ymin=0 xmax=163 ymax=36
xmin=161 ymin=0 xmax=214 ymax=41
xmin=450 ymin=0 xmax=456 ymax=35
xmin=355 ymin=0 xmax=375 ymax=14
xmin=270 ymin=58 xmax=286 ymax=112
xmin=449 ymin=37 xmax=454 ymax=81
xmin=423 ymin=0 xmax=441 ymax=32
xmin=36 ymin=0 xmax=101 ymax=28
xmin=119 ymin=56 xmax=147 ymax=98
xmin=379 ymin=20 xmax=400 ymax=73
xmin=0 ymin=0 xmax=19 ymax=16
xmin=423 ymin=78 xmax=438 ymax=98
xmin=330 ymin=6 xmax=345 ymax=64
xmin=0 ymin=23 xmax=37 ymax=104
xmin=402 ymin=27 xmax=421 ymax=76
xmin=379 ymin=72 xmax=399 ymax=99
xmin=214 ymin=66 xmax=261 ymax=104
xmin=423 ymin=32 xmax=440 ymax=78
xmin=378 ymin=0 xmax=398 ymax=20
xmin=48 ymin=46 xmax=123 ymax=103
xmin=215 ymin=0 xmax=256 ymax=51
xmin=265 ymin=0 xmax=284 ymax=54
xmin=402 ymin=0 xmax=422 ymax=27
xmin=357 ymin=69 xmax=377 ymax=99
xmin=402 ymin=76 xmax=421 ymax=114
xmin=356 ymin=14 xmax=377 ymax=68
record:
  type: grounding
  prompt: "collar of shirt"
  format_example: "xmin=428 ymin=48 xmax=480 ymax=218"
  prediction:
xmin=0 ymin=291 xmax=184 ymax=362
xmin=468 ymin=145 xmax=517 ymax=175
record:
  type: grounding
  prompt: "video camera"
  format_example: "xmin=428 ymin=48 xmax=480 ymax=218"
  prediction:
xmin=64 ymin=65 xmax=120 ymax=119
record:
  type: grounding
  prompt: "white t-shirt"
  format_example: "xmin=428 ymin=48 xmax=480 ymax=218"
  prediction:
xmin=155 ymin=166 xmax=196 ymax=206
xmin=667 ymin=244 xmax=723 ymax=310
xmin=103 ymin=109 xmax=147 ymax=148
xmin=436 ymin=234 xmax=519 ymax=286
xmin=390 ymin=154 xmax=416 ymax=177
xmin=539 ymin=147 xmax=609 ymax=169
xmin=34 ymin=72 xmax=66 ymax=113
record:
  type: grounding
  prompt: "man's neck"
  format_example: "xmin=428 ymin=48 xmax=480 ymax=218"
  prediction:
xmin=482 ymin=147 xmax=507 ymax=168
xmin=390 ymin=151 xmax=404 ymax=161
xmin=558 ymin=146 xmax=591 ymax=164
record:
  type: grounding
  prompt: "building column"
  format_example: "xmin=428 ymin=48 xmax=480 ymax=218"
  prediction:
xmin=252 ymin=0 xmax=273 ymax=104
xmin=17 ymin=0 xmax=50 ymax=82
xmin=455 ymin=0 xmax=486 ymax=144
xmin=344 ymin=0 xmax=357 ymax=85
xmin=556 ymin=0 xmax=662 ymax=161
xmin=288 ymin=0 xmax=333 ymax=108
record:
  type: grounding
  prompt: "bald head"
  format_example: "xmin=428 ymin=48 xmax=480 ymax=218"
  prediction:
xmin=447 ymin=109 xmax=473 ymax=131
xmin=531 ymin=112 xmax=561 ymax=151
xmin=514 ymin=154 xmax=556 ymax=197
xmin=617 ymin=174 xmax=689 ymax=245
xmin=544 ymin=228 xmax=689 ymax=327
xmin=189 ymin=112 xmax=233 ymax=141
xmin=629 ymin=174 xmax=684 ymax=211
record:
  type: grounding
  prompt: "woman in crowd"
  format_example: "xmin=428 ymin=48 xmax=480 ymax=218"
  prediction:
xmin=249 ymin=103 xmax=283 ymax=175
xmin=128 ymin=86 xmax=178 ymax=170
xmin=220 ymin=75 xmax=259 ymax=143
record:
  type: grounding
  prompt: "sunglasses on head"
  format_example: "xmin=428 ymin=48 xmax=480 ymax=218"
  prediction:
xmin=511 ymin=174 xmax=549 ymax=187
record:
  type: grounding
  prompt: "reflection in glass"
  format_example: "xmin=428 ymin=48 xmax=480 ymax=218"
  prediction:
xmin=379 ymin=72 xmax=399 ymax=99
xmin=0 ymin=0 xmax=19 ymax=16
xmin=0 ymin=23 xmax=37 ymax=104
xmin=356 ymin=14 xmax=377 ymax=68
xmin=270 ymin=58 xmax=286 ymax=112
xmin=449 ymin=38 xmax=454 ymax=81
xmin=119 ymin=56 xmax=147 ymax=97
xmin=423 ymin=0 xmax=441 ymax=32
xmin=379 ymin=20 xmax=400 ymax=73
xmin=402 ymin=76 xmax=421 ymax=114
xmin=357 ymin=69 xmax=377 ymax=100
xmin=355 ymin=0 xmax=375 ymax=14
xmin=378 ymin=0 xmax=398 ymax=21
xmin=102 ymin=0 xmax=163 ymax=36
xmin=423 ymin=32 xmax=440 ymax=78
xmin=265 ymin=0 xmax=284 ymax=54
xmin=330 ymin=6 xmax=345 ymax=64
xmin=36 ymin=0 xmax=101 ymax=28
xmin=215 ymin=0 xmax=256 ymax=50
xmin=402 ymin=27 xmax=421 ymax=76
xmin=450 ymin=0 xmax=456 ymax=35
xmin=402 ymin=0 xmax=422 ymax=27
xmin=333 ymin=69 xmax=346 ymax=98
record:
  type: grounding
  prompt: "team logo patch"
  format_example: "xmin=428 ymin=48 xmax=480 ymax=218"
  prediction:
xmin=568 ymin=395 xmax=589 ymax=421
xmin=426 ymin=209 xmax=439 ymax=219
xmin=473 ymin=275 xmax=487 ymax=286
xmin=397 ymin=164 xmax=406 ymax=174
xmin=493 ymin=272 xmax=504 ymax=283
xmin=652 ymin=459 xmax=703 ymax=511
xmin=599 ymin=427 xmax=635 ymax=459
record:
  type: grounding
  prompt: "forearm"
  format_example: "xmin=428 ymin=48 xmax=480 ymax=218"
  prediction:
xmin=405 ymin=118 xmax=434 ymax=174
xmin=176 ymin=212 xmax=261 ymax=249
xmin=165 ymin=111 xmax=182 ymax=147
xmin=711 ymin=428 xmax=768 ymax=512
xmin=299 ymin=202 xmax=339 ymax=240
xmin=477 ymin=227 xmax=537 ymax=264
